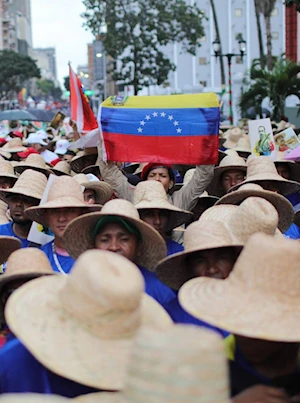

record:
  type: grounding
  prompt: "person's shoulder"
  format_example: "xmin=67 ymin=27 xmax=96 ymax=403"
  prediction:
xmin=0 ymin=221 xmax=13 ymax=235
xmin=40 ymin=241 xmax=53 ymax=253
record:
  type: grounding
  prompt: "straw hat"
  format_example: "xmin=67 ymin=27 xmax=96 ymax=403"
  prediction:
xmin=0 ymin=248 xmax=54 ymax=321
xmin=0 ymin=236 xmax=21 ymax=266
xmin=207 ymin=152 xmax=247 ymax=197
xmin=216 ymin=183 xmax=294 ymax=233
xmin=14 ymin=154 xmax=51 ymax=177
xmin=0 ymin=395 xmax=70 ymax=402
xmin=232 ymin=136 xmax=251 ymax=154
xmin=50 ymin=161 xmax=72 ymax=176
xmin=63 ymin=199 xmax=167 ymax=271
xmin=222 ymin=127 xmax=243 ymax=149
xmin=192 ymin=191 xmax=219 ymax=210
xmin=6 ymin=250 xmax=172 ymax=390
xmin=133 ymin=181 xmax=192 ymax=232
xmin=81 ymin=164 xmax=101 ymax=177
xmin=274 ymin=159 xmax=300 ymax=183
xmin=179 ymin=232 xmax=300 ymax=342
xmin=155 ymin=220 xmax=242 ymax=290
xmin=0 ymin=138 xmax=27 ymax=159
xmin=25 ymin=176 xmax=102 ymax=227
xmin=229 ymin=156 xmax=300 ymax=195
xmin=75 ymin=325 xmax=230 ymax=403
xmin=0 ymin=160 xmax=18 ymax=181
xmin=74 ymin=173 xmax=113 ymax=205
xmin=70 ymin=148 xmax=98 ymax=173
xmin=0 ymin=169 xmax=47 ymax=203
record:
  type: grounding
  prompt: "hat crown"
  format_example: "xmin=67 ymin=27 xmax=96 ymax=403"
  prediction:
xmin=22 ymin=153 xmax=46 ymax=168
xmin=11 ymin=169 xmax=47 ymax=199
xmin=200 ymin=205 xmax=237 ymax=223
xmin=134 ymin=181 xmax=168 ymax=205
xmin=5 ymin=248 xmax=53 ymax=276
xmin=4 ymin=138 xmax=23 ymax=149
xmin=60 ymin=250 xmax=145 ymax=339
xmin=73 ymin=173 xmax=88 ymax=186
xmin=219 ymin=154 xmax=246 ymax=169
xmin=0 ymin=160 xmax=15 ymax=176
xmin=46 ymin=176 xmax=85 ymax=203
xmin=237 ymin=183 xmax=264 ymax=192
xmin=53 ymin=161 xmax=71 ymax=174
xmin=101 ymin=199 xmax=140 ymax=220
xmin=246 ymin=156 xmax=279 ymax=179
xmin=125 ymin=326 xmax=229 ymax=402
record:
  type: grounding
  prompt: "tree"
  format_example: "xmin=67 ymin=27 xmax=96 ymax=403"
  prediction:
xmin=37 ymin=78 xmax=62 ymax=100
xmin=209 ymin=0 xmax=225 ymax=88
xmin=239 ymin=58 xmax=300 ymax=121
xmin=285 ymin=0 xmax=300 ymax=11
xmin=64 ymin=76 xmax=70 ymax=92
xmin=82 ymin=0 xmax=206 ymax=95
xmin=0 ymin=50 xmax=40 ymax=96
xmin=254 ymin=0 xmax=265 ymax=69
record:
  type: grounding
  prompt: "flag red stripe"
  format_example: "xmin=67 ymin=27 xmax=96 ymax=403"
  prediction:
xmin=102 ymin=132 xmax=219 ymax=164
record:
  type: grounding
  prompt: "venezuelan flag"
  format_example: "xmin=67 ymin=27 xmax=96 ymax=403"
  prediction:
xmin=99 ymin=93 xmax=220 ymax=165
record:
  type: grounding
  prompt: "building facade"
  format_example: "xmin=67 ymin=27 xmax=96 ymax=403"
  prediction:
xmin=32 ymin=47 xmax=57 ymax=83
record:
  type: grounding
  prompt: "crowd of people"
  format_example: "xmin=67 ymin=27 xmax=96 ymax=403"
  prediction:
xmin=0 ymin=117 xmax=298 ymax=402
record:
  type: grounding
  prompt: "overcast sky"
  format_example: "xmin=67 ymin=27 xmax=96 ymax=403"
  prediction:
xmin=31 ymin=0 xmax=95 ymax=87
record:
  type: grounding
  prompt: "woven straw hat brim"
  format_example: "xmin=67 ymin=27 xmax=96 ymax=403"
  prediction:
xmin=179 ymin=276 xmax=300 ymax=342
xmin=0 ymin=394 xmax=71 ymax=402
xmin=0 ymin=186 xmax=41 ymax=202
xmin=155 ymin=243 xmax=242 ymax=291
xmin=0 ymin=151 xmax=11 ymax=159
xmin=229 ymin=176 xmax=300 ymax=196
xmin=63 ymin=212 xmax=167 ymax=271
xmin=82 ymin=181 xmax=113 ymax=205
xmin=0 ymin=236 xmax=21 ymax=265
xmin=233 ymin=146 xmax=251 ymax=154
xmin=82 ymin=165 xmax=100 ymax=175
xmin=25 ymin=200 xmax=102 ymax=227
xmin=70 ymin=154 xmax=98 ymax=174
xmin=50 ymin=168 xmax=71 ymax=176
xmin=0 ymin=146 xmax=26 ymax=154
xmin=6 ymin=275 xmax=172 ymax=390
xmin=0 ymin=172 xmax=18 ymax=180
xmin=216 ymin=189 xmax=294 ymax=233
xmin=15 ymin=165 xmax=50 ymax=177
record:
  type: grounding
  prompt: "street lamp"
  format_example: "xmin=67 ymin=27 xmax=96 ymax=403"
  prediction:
xmin=96 ymin=53 xmax=103 ymax=58
xmin=213 ymin=36 xmax=247 ymax=125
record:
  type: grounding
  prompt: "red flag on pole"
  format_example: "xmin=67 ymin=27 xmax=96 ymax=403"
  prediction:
xmin=69 ymin=64 xmax=98 ymax=133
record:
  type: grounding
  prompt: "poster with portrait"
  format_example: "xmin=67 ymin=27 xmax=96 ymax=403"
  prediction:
xmin=248 ymin=118 xmax=277 ymax=161
xmin=274 ymin=127 xmax=300 ymax=158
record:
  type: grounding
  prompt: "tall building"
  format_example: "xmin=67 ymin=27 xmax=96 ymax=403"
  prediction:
xmin=32 ymin=47 xmax=57 ymax=83
xmin=286 ymin=4 xmax=299 ymax=62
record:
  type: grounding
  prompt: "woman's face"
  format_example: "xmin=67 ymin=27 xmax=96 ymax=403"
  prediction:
xmin=147 ymin=168 xmax=174 ymax=192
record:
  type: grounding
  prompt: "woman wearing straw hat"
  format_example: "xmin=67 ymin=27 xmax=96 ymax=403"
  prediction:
xmin=0 ymin=250 xmax=171 ymax=396
xmin=25 ymin=176 xmax=102 ymax=274
xmin=179 ymin=233 xmax=300 ymax=401
xmin=63 ymin=199 xmax=175 ymax=307
xmin=0 ymin=170 xmax=47 ymax=248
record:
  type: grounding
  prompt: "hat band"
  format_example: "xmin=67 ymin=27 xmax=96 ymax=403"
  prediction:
xmin=93 ymin=217 xmax=141 ymax=240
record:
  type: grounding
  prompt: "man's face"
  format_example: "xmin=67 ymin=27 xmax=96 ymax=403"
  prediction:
xmin=0 ymin=177 xmax=16 ymax=189
xmin=258 ymin=126 xmax=265 ymax=138
xmin=221 ymin=169 xmax=245 ymax=193
xmin=186 ymin=247 xmax=239 ymax=280
xmin=46 ymin=207 xmax=82 ymax=238
xmin=258 ymin=180 xmax=281 ymax=193
xmin=7 ymin=194 xmax=39 ymax=224
xmin=276 ymin=163 xmax=290 ymax=180
xmin=147 ymin=168 xmax=174 ymax=193
xmin=139 ymin=209 xmax=169 ymax=236
xmin=94 ymin=222 xmax=140 ymax=263
xmin=84 ymin=189 xmax=97 ymax=205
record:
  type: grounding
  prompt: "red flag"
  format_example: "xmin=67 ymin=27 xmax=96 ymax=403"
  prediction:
xmin=69 ymin=64 xmax=98 ymax=133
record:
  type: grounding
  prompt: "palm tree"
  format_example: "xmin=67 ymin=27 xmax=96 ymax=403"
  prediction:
xmin=209 ymin=0 xmax=225 ymax=88
xmin=239 ymin=57 xmax=300 ymax=121
xmin=254 ymin=0 xmax=265 ymax=68
xmin=256 ymin=0 xmax=277 ymax=70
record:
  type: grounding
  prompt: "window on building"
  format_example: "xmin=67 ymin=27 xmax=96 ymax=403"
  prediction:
xmin=271 ymin=32 xmax=279 ymax=40
xmin=271 ymin=8 xmax=278 ymax=17
xmin=234 ymin=8 xmax=243 ymax=17
xmin=235 ymin=33 xmax=243 ymax=40
xmin=200 ymin=81 xmax=207 ymax=87
xmin=236 ymin=56 xmax=243 ymax=64
xmin=199 ymin=57 xmax=207 ymax=65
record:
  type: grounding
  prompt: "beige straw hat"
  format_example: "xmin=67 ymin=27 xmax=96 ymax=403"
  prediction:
xmin=0 ymin=236 xmax=21 ymax=266
xmin=25 ymin=176 xmax=102 ymax=227
xmin=222 ymin=127 xmax=243 ymax=148
xmin=134 ymin=181 xmax=192 ymax=232
xmin=14 ymin=154 xmax=51 ymax=177
xmin=0 ymin=169 xmax=47 ymax=202
xmin=230 ymin=155 xmax=300 ymax=195
xmin=0 ymin=138 xmax=27 ymax=159
xmin=0 ymin=248 xmax=53 ymax=321
xmin=155 ymin=220 xmax=242 ymax=290
xmin=70 ymin=148 xmax=98 ymax=173
xmin=232 ymin=136 xmax=251 ymax=154
xmin=274 ymin=159 xmax=300 ymax=183
xmin=0 ymin=160 xmax=18 ymax=180
xmin=179 ymin=232 xmax=300 ymax=342
xmin=63 ymin=199 xmax=167 ymax=271
xmin=50 ymin=161 xmax=72 ymax=176
xmin=216 ymin=183 xmax=294 ymax=233
xmin=74 ymin=173 xmax=113 ymax=205
xmin=0 ymin=395 xmax=70 ymax=402
xmin=6 ymin=250 xmax=172 ymax=390
xmin=75 ymin=325 xmax=230 ymax=403
xmin=81 ymin=165 xmax=101 ymax=177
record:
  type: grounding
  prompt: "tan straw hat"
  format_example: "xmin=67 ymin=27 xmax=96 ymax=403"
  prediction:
xmin=63 ymin=199 xmax=167 ymax=271
xmin=155 ymin=220 xmax=242 ymax=290
xmin=0 ymin=138 xmax=26 ymax=159
xmin=216 ymin=183 xmax=294 ymax=233
xmin=25 ymin=176 xmax=102 ymax=227
xmin=81 ymin=164 xmax=101 ymax=177
xmin=134 ymin=181 xmax=192 ymax=232
xmin=0 ymin=394 xmax=70 ymax=402
xmin=0 ymin=160 xmax=18 ymax=181
xmin=70 ymin=148 xmax=98 ymax=173
xmin=6 ymin=250 xmax=172 ymax=390
xmin=74 ymin=173 xmax=113 ymax=205
xmin=75 ymin=325 xmax=230 ymax=403
xmin=0 ymin=248 xmax=53 ymax=321
xmin=222 ymin=127 xmax=243 ymax=149
xmin=179 ymin=232 xmax=300 ymax=342
xmin=0 ymin=169 xmax=47 ymax=202
xmin=50 ymin=161 xmax=72 ymax=176
xmin=232 ymin=136 xmax=251 ymax=154
xmin=229 ymin=155 xmax=300 ymax=195
xmin=14 ymin=154 xmax=51 ymax=177
xmin=0 ymin=236 xmax=21 ymax=266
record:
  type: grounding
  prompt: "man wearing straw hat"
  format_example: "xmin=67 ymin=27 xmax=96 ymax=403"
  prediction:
xmin=0 ymin=250 xmax=171 ymax=396
xmin=179 ymin=233 xmax=300 ymax=401
xmin=73 ymin=174 xmax=113 ymax=205
xmin=0 ymin=170 xmax=47 ymax=249
xmin=25 ymin=176 xmax=101 ymax=274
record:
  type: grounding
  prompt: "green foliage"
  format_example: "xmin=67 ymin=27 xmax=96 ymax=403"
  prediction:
xmin=285 ymin=0 xmax=300 ymax=11
xmin=239 ymin=57 xmax=300 ymax=121
xmin=82 ymin=0 xmax=206 ymax=94
xmin=63 ymin=76 xmax=70 ymax=92
xmin=37 ymin=78 xmax=62 ymax=100
xmin=0 ymin=50 xmax=40 ymax=94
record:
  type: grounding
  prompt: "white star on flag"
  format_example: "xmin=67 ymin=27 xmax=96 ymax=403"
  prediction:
xmin=153 ymin=112 xmax=158 ymax=117
xmin=177 ymin=128 xmax=182 ymax=133
xmin=137 ymin=127 xmax=143 ymax=133
xmin=140 ymin=121 xmax=145 ymax=126
xmin=145 ymin=115 xmax=151 ymax=120
xmin=160 ymin=112 xmax=166 ymax=117
xmin=173 ymin=121 xmax=179 ymax=126
xmin=168 ymin=115 xmax=174 ymax=121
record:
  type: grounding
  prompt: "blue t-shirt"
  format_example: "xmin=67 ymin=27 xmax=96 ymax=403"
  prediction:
xmin=284 ymin=223 xmax=300 ymax=240
xmin=0 ymin=222 xmax=31 ymax=249
xmin=166 ymin=238 xmax=184 ymax=256
xmin=0 ymin=337 xmax=101 ymax=396
xmin=41 ymin=241 xmax=75 ymax=274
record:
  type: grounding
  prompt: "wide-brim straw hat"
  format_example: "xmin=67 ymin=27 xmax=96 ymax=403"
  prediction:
xmin=230 ymin=155 xmax=300 ymax=196
xmin=232 ymin=136 xmax=251 ymax=154
xmin=75 ymin=326 xmax=230 ymax=403
xmin=192 ymin=191 xmax=219 ymax=211
xmin=50 ymin=161 xmax=72 ymax=176
xmin=25 ymin=176 xmax=102 ymax=227
xmin=6 ymin=250 xmax=172 ymax=391
xmin=81 ymin=164 xmax=101 ymax=176
xmin=14 ymin=154 xmax=51 ymax=177
xmin=274 ymin=159 xmax=300 ymax=183
xmin=63 ymin=199 xmax=167 ymax=271
xmin=0 ymin=395 xmax=70 ymax=402
xmin=0 ymin=169 xmax=47 ymax=202
xmin=70 ymin=148 xmax=98 ymax=173
xmin=155 ymin=220 xmax=242 ymax=290
xmin=216 ymin=183 xmax=294 ymax=233
xmin=134 ymin=181 xmax=192 ymax=232
xmin=0 ymin=138 xmax=27 ymax=159
xmin=0 ymin=160 xmax=18 ymax=180
xmin=0 ymin=236 xmax=21 ymax=266
xmin=222 ymin=127 xmax=243 ymax=149
xmin=179 ymin=232 xmax=300 ymax=342
xmin=74 ymin=174 xmax=113 ymax=205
